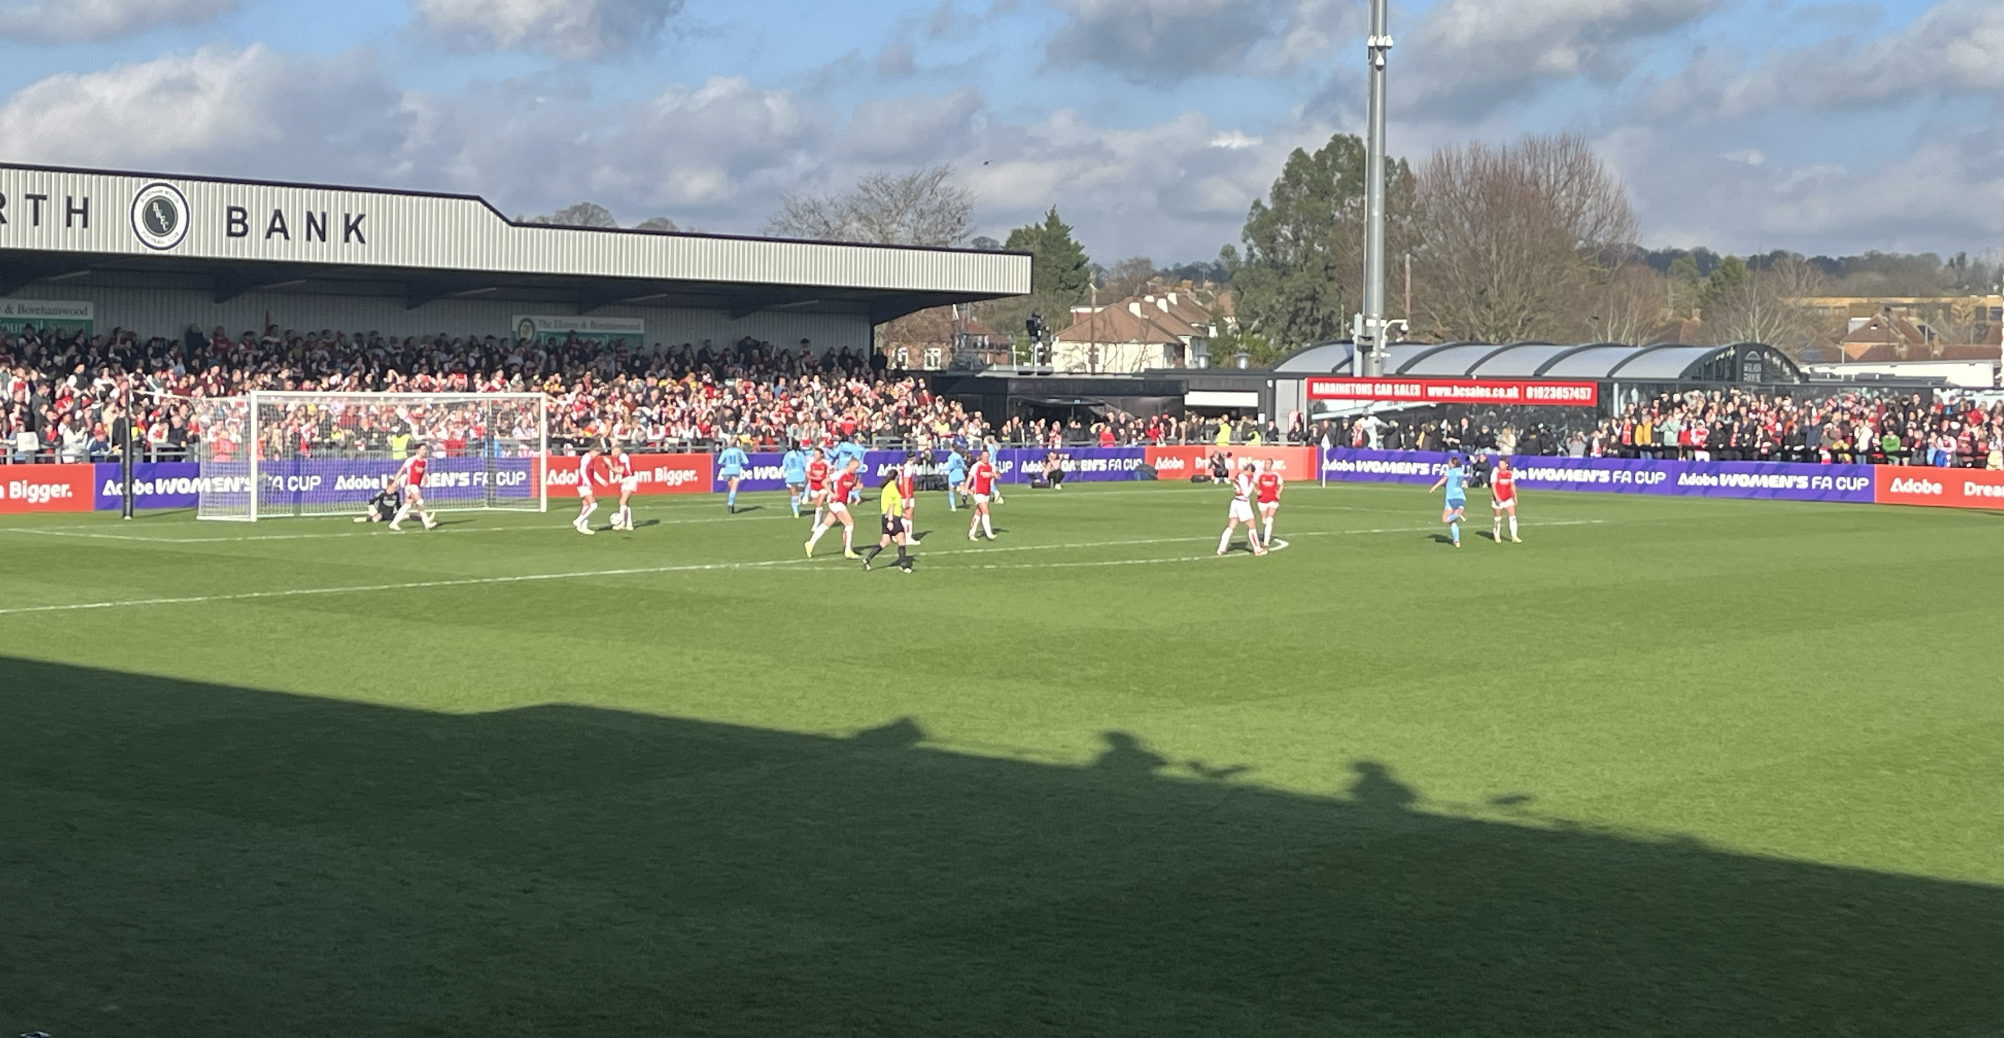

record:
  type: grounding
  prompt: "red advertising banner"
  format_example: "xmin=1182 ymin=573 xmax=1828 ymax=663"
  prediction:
xmin=538 ymin=453 xmax=714 ymax=496
xmin=1 ymin=463 xmax=97 ymax=513
xmin=1307 ymin=378 xmax=1599 ymax=407
xmin=1144 ymin=446 xmax=1316 ymax=479
xmin=1873 ymin=467 xmax=2004 ymax=509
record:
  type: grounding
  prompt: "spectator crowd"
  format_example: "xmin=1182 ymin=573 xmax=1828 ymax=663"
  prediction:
xmin=5 ymin=321 xmax=1999 ymax=471
xmin=1331 ymin=388 xmax=2004 ymax=469
xmin=1 ymin=323 xmax=997 ymax=462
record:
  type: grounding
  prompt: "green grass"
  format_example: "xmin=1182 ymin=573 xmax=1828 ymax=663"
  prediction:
xmin=3 ymin=482 xmax=2002 ymax=1036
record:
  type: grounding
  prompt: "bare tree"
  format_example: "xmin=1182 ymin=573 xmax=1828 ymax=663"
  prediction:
xmin=768 ymin=164 xmax=974 ymax=247
xmin=526 ymin=202 xmax=619 ymax=228
xmin=1591 ymin=263 xmax=1667 ymax=345
xmin=1410 ymin=133 xmax=1638 ymax=343
xmin=634 ymin=217 xmax=679 ymax=232
xmin=1707 ymin=256 xmax=1832 ymax=356
xmin=1100 ymin=256 xmax=1157 ymax=301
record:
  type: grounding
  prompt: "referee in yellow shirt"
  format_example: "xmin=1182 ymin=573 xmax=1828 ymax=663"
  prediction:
xmin=861 ymin=475 xmax=914 ymax=573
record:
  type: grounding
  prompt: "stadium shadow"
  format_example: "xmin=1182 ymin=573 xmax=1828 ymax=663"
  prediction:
xmin=4 ymin=657 xmax=2000 ymax=1037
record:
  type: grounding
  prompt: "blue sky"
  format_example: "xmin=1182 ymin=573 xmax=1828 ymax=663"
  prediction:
xmin=0 ymin=0 xmax=1997 ymax=266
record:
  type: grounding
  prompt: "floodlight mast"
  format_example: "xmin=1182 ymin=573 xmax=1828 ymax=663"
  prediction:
xmin=1357 ymin=0 xmax=1393 ymax=377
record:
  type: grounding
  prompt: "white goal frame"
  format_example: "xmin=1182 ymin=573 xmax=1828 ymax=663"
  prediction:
xmin=197 ymin=391 xmax=548 ymax=521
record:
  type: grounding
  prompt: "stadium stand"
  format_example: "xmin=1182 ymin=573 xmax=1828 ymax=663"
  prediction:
xmin=5 ymin=322 xmax=1997 ymax=466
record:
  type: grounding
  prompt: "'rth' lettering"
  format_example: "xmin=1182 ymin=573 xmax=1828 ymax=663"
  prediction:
xmin=264 ymin=209 xmax=290 ymax=240
xmin=305 ymin=211 xmax=327 ymax=242
xmin=343 ymin=212 xmax=366 ymax=245
xmin=65 ymin=196 xmax=87 ymax=229
xmin=26 ymin=193 xmax=48 ymax=226
xmin=226 ymin=206 xmax=250 ymax=238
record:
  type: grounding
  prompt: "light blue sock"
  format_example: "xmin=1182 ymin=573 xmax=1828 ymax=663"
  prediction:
xmin=1450 ymin=521 xmax=1460 ymax=545
xmin=789 ymin=492 xmax=800 ymax=517
xmin=728 ymin=487 xmax=738 ymax=509
xmin=948 ymin=490 xmax=957 ymax=511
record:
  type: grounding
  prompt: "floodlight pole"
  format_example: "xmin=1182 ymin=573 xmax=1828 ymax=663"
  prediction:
xmin=1357 ymin=0 xmax=1393 ymax=377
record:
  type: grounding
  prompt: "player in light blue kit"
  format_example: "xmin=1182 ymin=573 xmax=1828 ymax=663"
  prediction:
xmin=943 ymin=447 xmax=967 ymax=511
xmin=780 ymin=441 xmax=809 ymax=518
xmin=1427 ymin=452 xmax=1468 ymax=548
xmin=832 ymin=436 xmax=868 ymax=504
xmin=718 ymin=436 xmax=750 ymax=513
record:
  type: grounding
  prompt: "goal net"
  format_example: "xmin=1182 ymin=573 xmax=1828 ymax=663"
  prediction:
xmin=196 ymin=391 xmax=548 ymax=521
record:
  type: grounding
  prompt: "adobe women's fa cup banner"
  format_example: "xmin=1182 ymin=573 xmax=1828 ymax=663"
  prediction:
xmin=1321 ymin=449 xmax=1878 ymax=504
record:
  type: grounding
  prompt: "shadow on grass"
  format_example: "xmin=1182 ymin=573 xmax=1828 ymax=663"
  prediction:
xmin=3 ymin=657 xmax=2000 ymax=1037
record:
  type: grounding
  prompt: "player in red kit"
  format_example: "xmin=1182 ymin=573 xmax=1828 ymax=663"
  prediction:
xmin=1253 ymin=460 xmax=1284 ymax=549
xmin=804 ymin=448 xmax=831 ymax=527
xmin=572 ymin=442 xmax=606 ymax=535
xmin=388 ymin=443 xmax=436 ymax=531
xmin=898 ymin=451 xmax=919 ymax=528
xmin=962 ymin=449 xmax=997 ymax=540
xmin=1218 ymin=460 xmax=1266 ymax=556
xmin=806 ymin=458 xmax=862 ymax=558
xmin=1490 ymin=455 xmax=1521 ymax=543
xmin=609 ymin=444 xmax=638 ymax=531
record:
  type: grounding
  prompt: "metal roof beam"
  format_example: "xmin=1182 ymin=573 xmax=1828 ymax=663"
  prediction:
xmin=0 ymin=259 xmax=95 ymax=296
xmin=732 ymin=292 xmax=823 ymax=320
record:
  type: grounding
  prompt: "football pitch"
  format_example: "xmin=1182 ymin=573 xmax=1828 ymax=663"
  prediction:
xmin=3 ymin=481 xmax=2001 ymax=1036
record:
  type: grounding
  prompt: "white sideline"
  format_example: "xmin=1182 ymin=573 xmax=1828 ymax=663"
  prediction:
xmin=0 ymin=522 xmax=1601 ymax=617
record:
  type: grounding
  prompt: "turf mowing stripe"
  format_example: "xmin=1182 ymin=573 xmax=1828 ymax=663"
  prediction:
xmin=0 ymin=521 xmax=1603 ymax=616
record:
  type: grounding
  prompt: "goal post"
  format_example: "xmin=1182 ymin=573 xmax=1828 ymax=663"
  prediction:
xmin=197 ymin=391 xmax=548 ymax=521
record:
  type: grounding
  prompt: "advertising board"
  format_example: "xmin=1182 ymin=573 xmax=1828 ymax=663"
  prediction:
xmin=1321 ymin=449 xmax=1877 ymax=503
xmin=1 ymin=464 xmax=95 ymax=513
xmin=1145 ymin=446 xmax=1317 ymax=480
xmin=1306 ymin=378 xmax=1599 ymax=407
xmin=1873 ymin=467 xmax=2004 ymax=509
xmin=541 ymin=453 xmax=710 ymax=497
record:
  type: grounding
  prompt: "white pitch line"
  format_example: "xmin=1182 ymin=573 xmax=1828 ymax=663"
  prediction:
xmin=0 ymin=521 xmax=1602 ymax=617
xmin=0 ymin=512 xmax=795 ymax=544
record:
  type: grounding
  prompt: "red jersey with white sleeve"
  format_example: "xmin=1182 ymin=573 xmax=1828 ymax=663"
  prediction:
xmin=1492 ymin=468 xmax=1516 ymax=505
xmin=615 ymin=454 xmax=635 ymax=480
xmin=828 ymin=470 xmax=859 ymax=507
xmin=1232 ymin=472 xmax=1256 ymax=502
xmin=398 ymin=456 xmax=427 ymax=493
xmin=577 ymin=451 xmax=602 ymax=496
xmin=806 ymin=458 xmax=830 ymax=493
xmin=968 ymin=461 xmax=996 ymax=496
xmin=1254 ymin=471 xmax=1283 ymax=505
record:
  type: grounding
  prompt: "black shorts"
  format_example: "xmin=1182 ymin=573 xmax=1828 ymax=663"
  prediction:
xmin=881 ymin=514 xmax=906 ymax=537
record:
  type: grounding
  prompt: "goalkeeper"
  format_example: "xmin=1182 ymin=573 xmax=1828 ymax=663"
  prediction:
xmin=354 ymin=485 xmax=403 ymax=524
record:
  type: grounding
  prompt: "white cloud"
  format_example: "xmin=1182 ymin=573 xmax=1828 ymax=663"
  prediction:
xmin=1649 ymin=0 xmax=2004 ymax=120
xmin=1401 ymin=0 xmax=1724 ymax=118
xmin=412 ymin=0 xmax=685 ymax=60
xmin=0 ymin=45 xmax=401 ymax=174
xmin=1041 ymin=0 xmax=1359 ymax=82
xmin=1601 ymin=120 xmax=2004 ymax=255
xmin=0 ymin=0 xmax=235 ymax=43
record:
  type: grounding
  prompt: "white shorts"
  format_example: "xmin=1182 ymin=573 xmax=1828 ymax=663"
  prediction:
xmin=1229 ymin=499 xmax=1255 ymax=523
xmin=827 ymin=502 xmax=851 ymax=519
xmin=620 ymin=477 xmax=638 ymax=493
xmin=1491 ymin=495 xmax=1515 ymax=510
xmin=1258 ymin=501 xmax=1278 ymax=514
xmin=972 ymin=493 xmax=990 ymax=507
xmin=577 ymin=483 xmax=595 ymax=498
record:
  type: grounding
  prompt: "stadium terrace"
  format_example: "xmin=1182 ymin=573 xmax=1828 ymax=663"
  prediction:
xmin=0 ymin=162 xmax=1025 ymax=361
